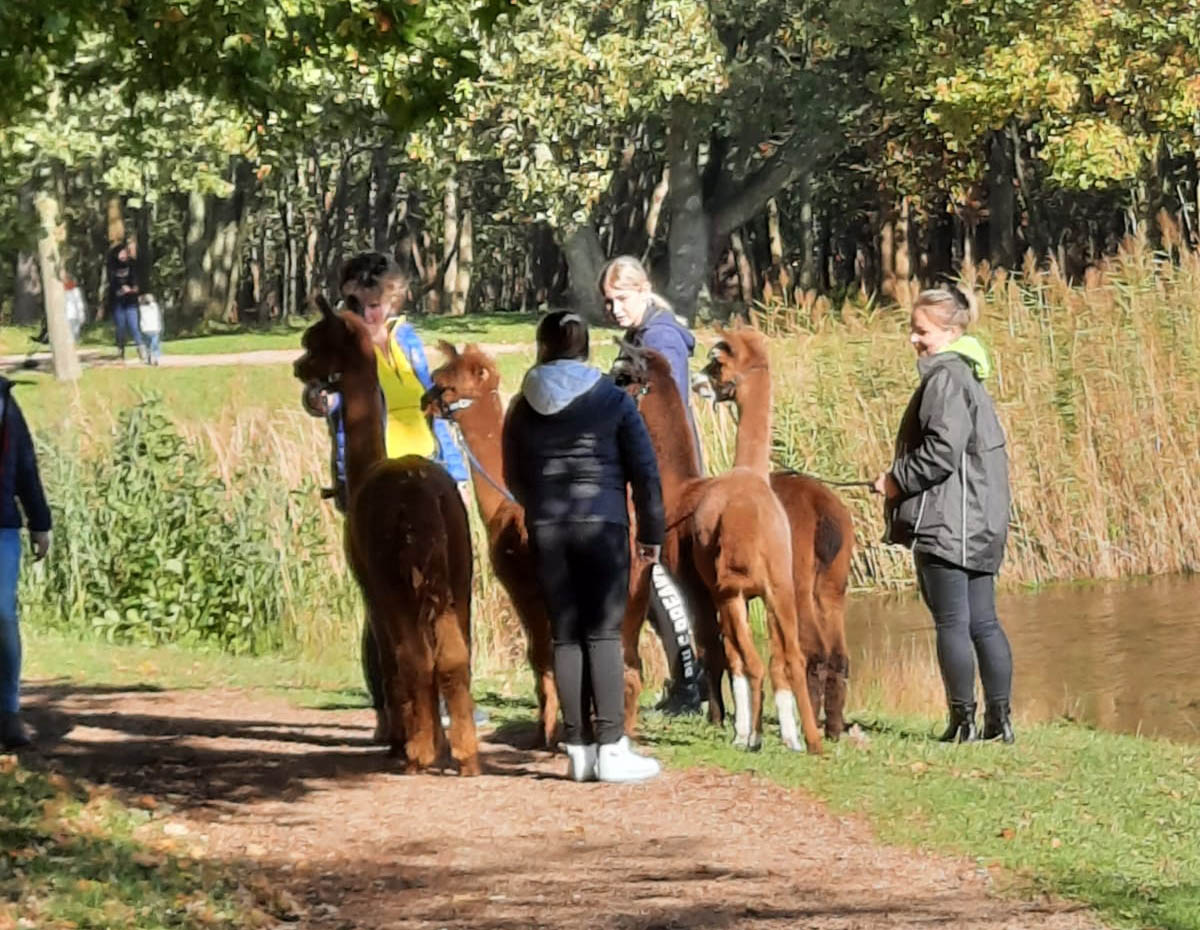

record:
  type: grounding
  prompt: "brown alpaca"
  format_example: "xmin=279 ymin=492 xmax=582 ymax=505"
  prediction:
xmin=294 ymin=298 xmax=479 ymax=775
xmin=701 ymin=325 xmax=855 ymax=739
xmin=421 ymin=342 xmax=559 ymax=748
xmin=613 ymin=343 xmax=823 ymax=754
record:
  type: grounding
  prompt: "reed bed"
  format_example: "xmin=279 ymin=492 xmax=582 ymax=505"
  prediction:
xmin=20 ymin=236 xmax=1200 ymax=708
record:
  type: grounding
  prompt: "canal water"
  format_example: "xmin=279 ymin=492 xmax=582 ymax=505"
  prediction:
xmin=846 ymin=574 xmax=1200 ymax=741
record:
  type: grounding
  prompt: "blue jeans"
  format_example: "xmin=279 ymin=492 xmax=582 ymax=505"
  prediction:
xmin=0 ymin=529 xmax=23 ymax=714
xmin=113 ymin=300 xmax=142 ymax=355
xmin=144 ymin=331 xmax=161 ymax=362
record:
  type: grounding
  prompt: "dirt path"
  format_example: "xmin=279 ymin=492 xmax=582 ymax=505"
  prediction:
xmin=1 ymin=341 xmax=529 ymax=374
xmin=17 ymin=684 xmax=1102 ymax=930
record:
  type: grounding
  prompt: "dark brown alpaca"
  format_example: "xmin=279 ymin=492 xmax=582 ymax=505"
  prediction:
xmin=701 ymin=325 xmax=855 ymax=739
xmin=421 ymin=342 xmax=559 ymax=748
xmin=613 ymin=343 xmax=823 ymax=754
xmin=294 ymin=298 xmax=479 ymax=775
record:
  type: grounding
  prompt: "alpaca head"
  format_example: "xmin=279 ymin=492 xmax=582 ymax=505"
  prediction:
xmin=422 ymin=342 xmax=501 ymax=419
xmin=293 ymin=295 xmax=376 ymax=390
xmin=610 ymin=337 xmax=677 ymax=399
xmin=700 ymin=323 xmax=771 ymax=404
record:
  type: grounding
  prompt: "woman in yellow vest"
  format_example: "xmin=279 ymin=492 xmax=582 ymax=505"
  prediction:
xmin=302 ymin=251 xmax=469 ymax=739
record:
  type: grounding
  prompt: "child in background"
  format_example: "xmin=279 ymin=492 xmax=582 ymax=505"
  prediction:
xmin=138 ymin=293 xmax=163 ymax=366
xmin=63 ymin=276 xmax=86 ymax=343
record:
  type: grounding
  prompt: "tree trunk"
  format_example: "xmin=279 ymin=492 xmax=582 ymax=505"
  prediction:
xmin=371 ymin=142 xmax=397 ymax=252
xmin=133 ymin=191 xmax=154 ymax=301
xmin=106 ymin=194 xmax=125 ymax=247
xmin=895 ymin=195 xmax=913 ymax=302
xmin=442 ymin=171 xmax=459 ymax=314
xmin=644 ymin=166 xmax=669 ymax=251
xmin=13 ymin=251 xmax=42 ymax=325
xmin=730 ymin=230 xmax=755 ymax=306
xmin=879 ymin=199 xmax=896 ymax=298
xmin=451 ymin=206 xmax=472 ymax=316
xmin=766 ymin=198 xmax=791 ymax=301
xmin=797 ymin=172 xmax=816 ymax=292
xmin=35 ymin=176 xmax=80 ymax=381
xmin=562 ymin=225 xmax=606 ymax=321
xmin=665 ymin=116 xmax=708 ymax=322
xmin=987 ymin=130 xmax=1016 ymax=267
xmin=180 ymin=190 xmax=209 ymax=329
xmin=284 ymin=196 xmax=298 ymax=318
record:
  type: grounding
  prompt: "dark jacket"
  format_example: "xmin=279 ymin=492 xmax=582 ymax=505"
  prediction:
xmin=503 ymin=361 xmax=665 ymax=546
xmin=626 ymin=302 xmax=696 ymax=417
xmin=625 ymin=301 xmax=701 ymax=463
xmin=107 ymin=251 xmax=139 ymax=304
xmin=0 ymin=380 xmax=51 ymax=532
xmin=884 ymin=345 xmax=1009 ymax=573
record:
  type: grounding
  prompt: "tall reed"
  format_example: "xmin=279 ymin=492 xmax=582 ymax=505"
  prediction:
xmin=23 ymin=238 xmax=1200 ymax=696
xmin=734 ymin=233 xmax=1200 ymax=590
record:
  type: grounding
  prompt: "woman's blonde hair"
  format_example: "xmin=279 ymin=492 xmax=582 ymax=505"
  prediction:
xmin=598 ymin=255 xmax=671 ymax=310
xmin=914 ymin=286 xmax=979 ymax=331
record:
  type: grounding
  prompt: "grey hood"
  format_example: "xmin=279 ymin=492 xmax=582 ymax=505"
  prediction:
xmin=521 ymin=360 xmax=603 ymax=415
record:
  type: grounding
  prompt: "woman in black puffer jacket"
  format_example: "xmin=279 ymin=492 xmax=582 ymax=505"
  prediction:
xmin=504 ymin=311 xmax=665 ymax=783
xmin=873 ymin=287 xmax=1015 ymax=744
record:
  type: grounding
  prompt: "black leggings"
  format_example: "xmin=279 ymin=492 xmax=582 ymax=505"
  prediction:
xmin=915 ymin=551 xmax=1013 ymax=707
xmin=532 ymin=521 xmax=630 ymax=746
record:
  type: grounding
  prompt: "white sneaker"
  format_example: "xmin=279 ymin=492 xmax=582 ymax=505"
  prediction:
xmin=596 ymin=737 xmax=660 ymax=783
xmin=562 ymin=743 xmax=598 ymax=782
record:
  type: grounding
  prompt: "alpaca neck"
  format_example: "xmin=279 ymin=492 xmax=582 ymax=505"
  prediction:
xmin=453 ymin=392 xmax=510 ymax=522
xmin=639 ymin=375 xmax=702 ymax=509
xmin=339 ymin=366 xmax=387 ymax=496
xmin=733 ymin=368 xmax=772 ymax=477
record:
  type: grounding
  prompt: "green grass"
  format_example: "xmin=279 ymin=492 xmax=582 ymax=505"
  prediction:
xmin=1 ymin=311 xmax=541 ymax=359
xmin=22 ymin=629 xmax=1200 ymax=930
xmin=637 ymin=713 xmax=1200 ymax=930
xmin=1 ymin=759 xmax=273 ymax=930
xmin=12 ymin=364 xmax=309 ymax=434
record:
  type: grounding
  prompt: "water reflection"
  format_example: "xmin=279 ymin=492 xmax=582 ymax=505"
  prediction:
xmin=846 ymin=574 xmax=1200 ymax=741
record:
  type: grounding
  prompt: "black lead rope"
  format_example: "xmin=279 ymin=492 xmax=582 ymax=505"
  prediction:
xmin=771 ymin=459 xmax=876 ymax=489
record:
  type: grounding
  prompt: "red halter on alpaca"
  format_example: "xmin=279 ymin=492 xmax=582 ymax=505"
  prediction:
xmin=294 ymin=297 xmax=480 ymax=775
xmin=613 ymin=341 xmax=823 ymax=754
xmin=702 ymin=324 xmax=856 ymax=740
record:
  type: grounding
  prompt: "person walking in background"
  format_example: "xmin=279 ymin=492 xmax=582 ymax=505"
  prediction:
xmin=873 ymin=287 xmax=1015 ymax=744
xmin=138 ymin=293 xmax=164 ymax=366
xmin=0 ymin=377 xmax=52 ymax=750
xmin=63 ymin=275 xmax=86 ymax=343
xmin=107 ymin=239 xmax=143 ymax=363
xmin=503 ymin=311 xmax=665 ymax=783
xmin=599 ymin=255 xmax=706 ymax=716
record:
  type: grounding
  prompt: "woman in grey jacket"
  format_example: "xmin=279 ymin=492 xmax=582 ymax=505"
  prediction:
xmin=873 ymin=288 xmax=1015 ymax=744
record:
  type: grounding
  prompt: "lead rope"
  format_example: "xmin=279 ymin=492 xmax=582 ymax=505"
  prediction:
xmin=439 ymin=397 xmax=520 ymax=506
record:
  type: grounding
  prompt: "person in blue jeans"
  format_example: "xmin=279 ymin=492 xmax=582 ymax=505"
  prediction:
xmin=0 ymin=378 xmax=52 ymax=750
xmin=107 ymin=239 xmax=143 ymax=362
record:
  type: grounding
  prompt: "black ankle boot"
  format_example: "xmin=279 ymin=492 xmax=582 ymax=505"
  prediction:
xmin=938 ymin=702 xmax=978 ymax=743
xmin=1 ymin=712 xmax=32 ymax=750
xmin=657 ymin=675 xmax=703 ymax=716
xmin=982 ymin=701 xmax=1015 ymax=743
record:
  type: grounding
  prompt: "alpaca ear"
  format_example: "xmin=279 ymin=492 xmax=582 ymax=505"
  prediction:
xmin=709 ymin=340 xmax=732 ymax=360
xmin=315 ymin=295 xmax=335 ymax=319
xmin=436 ymin=340 xmax=458 ymax=359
